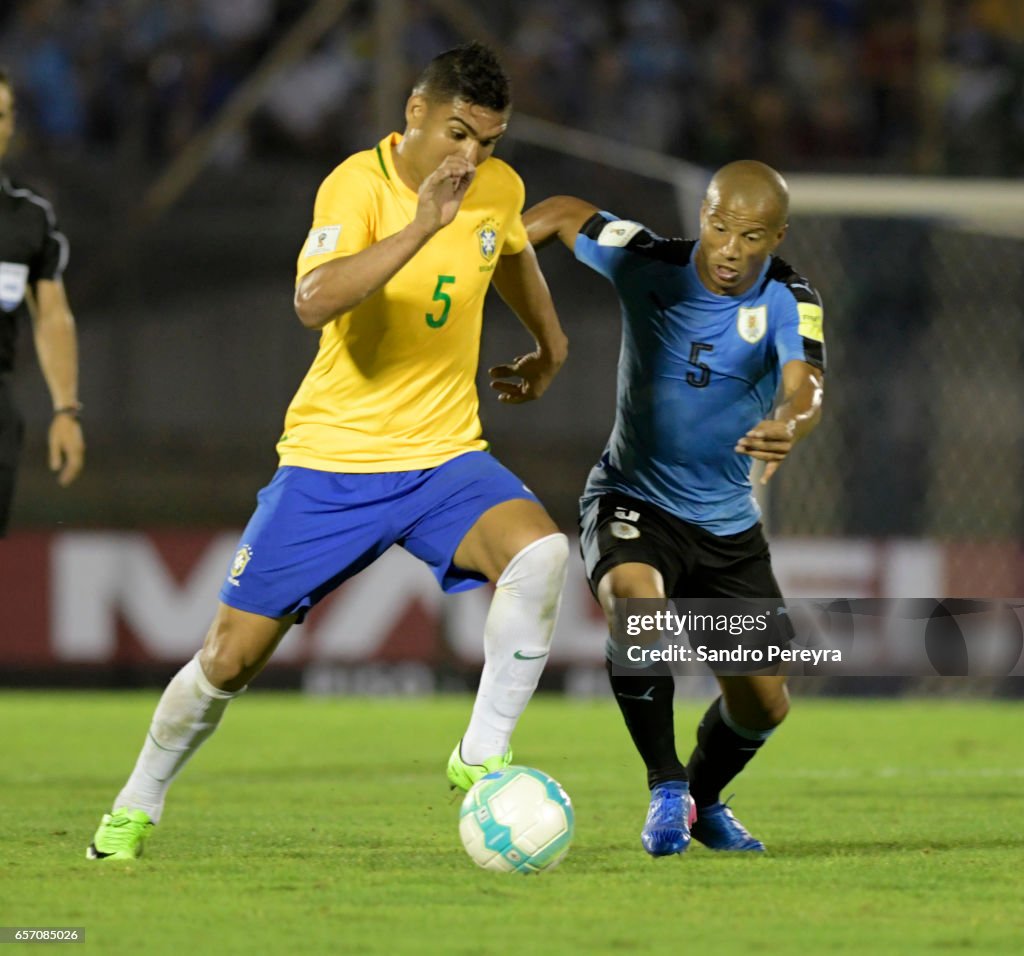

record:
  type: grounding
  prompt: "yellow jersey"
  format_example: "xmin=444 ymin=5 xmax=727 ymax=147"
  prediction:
xmin=278 ymin=133 xmax=529 ymax=472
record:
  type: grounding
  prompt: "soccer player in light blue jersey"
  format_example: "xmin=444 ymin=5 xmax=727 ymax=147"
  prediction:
xmin=523 ymin=161 xmax=825 ymax=856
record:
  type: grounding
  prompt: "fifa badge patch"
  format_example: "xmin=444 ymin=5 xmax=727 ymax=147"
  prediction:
xmin=304 ymin=224 xmax=342 ymax=257
xmin=476 ymin=218 xmax=499 ymax=261
xmin=228 ymin=544 xmax=253 ymax=586
xmin=737 ymin=305 xmax=767 ymax=344
xmin=597 ymin=220 xmax=643 ymax=247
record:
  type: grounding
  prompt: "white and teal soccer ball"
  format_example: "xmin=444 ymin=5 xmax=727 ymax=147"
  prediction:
xmin=458 ymin=766 xmax=574 ymax=874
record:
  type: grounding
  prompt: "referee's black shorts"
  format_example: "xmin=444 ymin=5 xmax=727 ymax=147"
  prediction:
xmin=579 ymin=491 xmax=783 ymax=600
xmin=0 ymin=375 xmax=24 ymax=538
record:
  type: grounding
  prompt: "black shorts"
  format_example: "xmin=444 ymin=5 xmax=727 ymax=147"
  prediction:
xmin=0 ymin=376 xmax=24 ymax=537
xmin=579 ymin=492 xmax=783 ymax=600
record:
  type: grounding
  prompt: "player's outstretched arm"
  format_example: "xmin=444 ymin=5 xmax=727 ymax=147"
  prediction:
xmin=26 ymin=280 xmax=84 ymax=487
xmin=488 ymin=243 xmax=569 ymax=404
xmin=294 ymin=156 xmax=476 ymax=329
xmin=523 ymin=196 xmax=599 ymax=251
xmin=735 ymin=360 xmax=824 ymax=484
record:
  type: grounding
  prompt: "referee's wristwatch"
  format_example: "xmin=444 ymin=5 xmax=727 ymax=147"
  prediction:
xmin=53 ymin=402 xmax=83 ymax=420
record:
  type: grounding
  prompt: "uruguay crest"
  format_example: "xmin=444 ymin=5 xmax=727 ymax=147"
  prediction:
xmin=611 ymin=522 xmax=641 ymax=540
xmin=736 ymin=306 xmax=767 ymax=344
xmin=476 ymin=218 xmax=499 ymax=261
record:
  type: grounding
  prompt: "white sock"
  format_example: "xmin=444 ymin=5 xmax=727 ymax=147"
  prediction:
xmin=113 ymin=653 xmax=242 ymax=823
xmin=461 ymin=533 xmax=569 ymax=765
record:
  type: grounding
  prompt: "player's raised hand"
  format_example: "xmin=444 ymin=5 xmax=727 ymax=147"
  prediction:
xmin=415 ymin=156 xmax=476 ymax=234
xmin=734 ymin=418 xmax=795 ymax=484
xmin=489 ymin=348 xmax=565 ymax=405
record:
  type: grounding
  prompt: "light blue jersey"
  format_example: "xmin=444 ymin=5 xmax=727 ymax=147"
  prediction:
xmin=576 ymin=211 xmax=826 ymax=535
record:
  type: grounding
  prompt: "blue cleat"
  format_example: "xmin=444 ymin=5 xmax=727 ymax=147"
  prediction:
xmin=641 ymin=781 xmax=696 ymax=857
xmin=691 ymin=801 xmax=766 ymax=852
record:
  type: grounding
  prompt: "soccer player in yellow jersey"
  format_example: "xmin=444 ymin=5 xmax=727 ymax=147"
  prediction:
xmin=87 ymin=43 xmax=570 ymax=861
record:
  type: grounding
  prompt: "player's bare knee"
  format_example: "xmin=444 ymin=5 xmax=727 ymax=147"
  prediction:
xmin=198 ymin=629 xmax=249 ymax=692
xmin=763 ymin=695 xmax=790 ymax=727
xmin=198 ymin=607 xmax=278 ymax=691
xmin=611 ymin=565 xmax=663 ymax=599
xmin=598 ymin=564 xmax=664 ymax=620
xmin=721 ymin=677 xmax=790 ymax=729
xmin=757 ymin=684 xmax=791 ymax=727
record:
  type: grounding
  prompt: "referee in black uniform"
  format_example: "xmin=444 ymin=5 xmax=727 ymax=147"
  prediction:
xmin=0 ymin=67 xmax=84 ymax=537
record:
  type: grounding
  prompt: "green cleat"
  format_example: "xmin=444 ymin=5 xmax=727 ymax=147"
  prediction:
xmin=86 ymin=808 xmax=154 ymax=861
xmin=446 ymin=741 xmax=513 ymax=792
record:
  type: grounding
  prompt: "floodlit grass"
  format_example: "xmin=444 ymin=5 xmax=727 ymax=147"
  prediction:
xmin=2 ymin=693 xmax=1022 ymax=955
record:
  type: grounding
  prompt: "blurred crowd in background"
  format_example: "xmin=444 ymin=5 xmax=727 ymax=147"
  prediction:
xmin=2 ymin=0 xmax=1022 ymax=542
xmin=1 ymin=0 xmax=1023 ymax=175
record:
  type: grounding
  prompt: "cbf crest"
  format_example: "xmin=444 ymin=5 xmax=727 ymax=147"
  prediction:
xmin=736 ymin=306 xmax=767 ymax=344
xmin=227 ymin=544 xmax=253 ymax=586
xmin=475 ymin=218 xmax=499 ymax=262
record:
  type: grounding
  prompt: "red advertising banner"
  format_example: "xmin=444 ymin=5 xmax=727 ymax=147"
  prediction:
xmin=2 ymin=531 xmax=1020 ymax=672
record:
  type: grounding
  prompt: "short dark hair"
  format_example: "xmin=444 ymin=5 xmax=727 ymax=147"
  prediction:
xmin=413 ymin=42 xmax=511 ymax=113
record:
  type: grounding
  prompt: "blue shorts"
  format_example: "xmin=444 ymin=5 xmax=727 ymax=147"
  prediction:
xmin=219 ymin=451 xmax=539 ymax=621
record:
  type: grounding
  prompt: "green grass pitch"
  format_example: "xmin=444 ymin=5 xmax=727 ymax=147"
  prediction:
xmin=2 ymin=692 xmax=1022 ymax=955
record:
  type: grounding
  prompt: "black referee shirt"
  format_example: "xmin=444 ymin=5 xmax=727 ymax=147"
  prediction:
xmin=0 ymin=173 xmax=69 ymax=373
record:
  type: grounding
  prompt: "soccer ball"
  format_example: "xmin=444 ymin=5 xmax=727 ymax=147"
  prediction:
xmin=458 ymin=766 xmax=574 ymax=874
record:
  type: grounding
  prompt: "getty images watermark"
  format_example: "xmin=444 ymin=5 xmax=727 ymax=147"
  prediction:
xmin=608 ymin=599 xmax=1024 ymax=677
